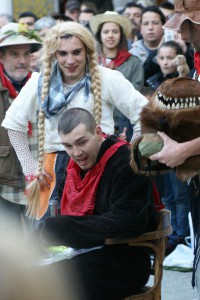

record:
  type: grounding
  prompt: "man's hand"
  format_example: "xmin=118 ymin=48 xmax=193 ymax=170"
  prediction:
xmin=38 ymin=170 xmax=52 ymax=190
xmin=149 ymin=132 xmax=187 ymax=168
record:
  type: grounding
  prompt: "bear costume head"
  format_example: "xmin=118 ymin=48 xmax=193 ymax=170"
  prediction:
xmin=131 ymin=77 xmax=200 ymax=181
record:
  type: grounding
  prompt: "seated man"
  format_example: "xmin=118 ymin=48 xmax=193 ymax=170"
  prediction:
xmin=39 ymin=108 xmax=159 ymax=300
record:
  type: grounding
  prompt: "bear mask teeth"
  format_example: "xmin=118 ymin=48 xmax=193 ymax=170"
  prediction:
xmin=156 ymin=91 xmax=200 ymax=109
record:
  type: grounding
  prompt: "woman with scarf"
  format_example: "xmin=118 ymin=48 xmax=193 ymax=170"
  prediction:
xmin=2 ymin=21 xmax=148 ymax=220
xmin=89 ymin=11 xmax=144 ymax=141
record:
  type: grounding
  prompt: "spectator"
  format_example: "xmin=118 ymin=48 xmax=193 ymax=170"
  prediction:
xmin=163 ymin=27 xmax=194 ymax=73
xmin=18 ymin=11 xmax=38 ymax=30
xmin=0 ymin=22 xmax=41 ymax=234
xmin=90 ymin=11 xmax=144 ymax=91
xmin=146 ymin=40 xmax=183 ymax=90
xmin=34 ymin=16 xmax=56 ymax=40
xmin=64 ymin=0 xmax=80 ymax=21
xmin=129 ymin=5 xmax=165 ymax=84
xmin=90 ymin=10 xmax=144 ymax=141
xmin=123 ymin=2 xmax=143 ymax=47
xmin=2 ymin=21 xmax=148 ymax=220
xmin=78 ymin=8 xmax=96 ymax=27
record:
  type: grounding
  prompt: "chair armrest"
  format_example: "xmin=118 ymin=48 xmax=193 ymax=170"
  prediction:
xmin=105 ymin=226 xmax=172 ymax=245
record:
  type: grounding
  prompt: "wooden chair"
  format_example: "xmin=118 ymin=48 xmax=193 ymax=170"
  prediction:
xmin=105 ymin=209 xmax=172 ymax=300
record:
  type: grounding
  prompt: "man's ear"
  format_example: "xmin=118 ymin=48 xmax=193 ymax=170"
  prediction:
xmin=95 ymin=126 xmax=103 ymax=140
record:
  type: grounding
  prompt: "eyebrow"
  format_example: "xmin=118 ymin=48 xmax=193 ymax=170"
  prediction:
xmin=62 ymin=136 xmax=86 ymax=145
xmin=57 ymin=47 xmax=83 ymax=53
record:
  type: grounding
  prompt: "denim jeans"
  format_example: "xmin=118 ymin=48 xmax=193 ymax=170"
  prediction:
xmin=161 ymin=172 xmax=190 ymax=244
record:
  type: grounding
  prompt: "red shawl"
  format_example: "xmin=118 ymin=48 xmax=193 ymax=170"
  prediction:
xmin=100 ymin=49 xmax=131 ymax=68
xmin=61 ymin=141 xmax=126 ymax=216
xmin=194 ymin=52 xmax=200 ymax=75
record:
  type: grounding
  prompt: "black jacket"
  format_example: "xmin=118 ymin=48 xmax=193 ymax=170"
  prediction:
xmin=146 ymin=71 xmax=179 ymax=91
xmin=41 ymin=136 xmax=159 ymax=248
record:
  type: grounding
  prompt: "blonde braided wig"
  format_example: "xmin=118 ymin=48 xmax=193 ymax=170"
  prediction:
xmin=26 ymin=21 xmax=102 ymax=218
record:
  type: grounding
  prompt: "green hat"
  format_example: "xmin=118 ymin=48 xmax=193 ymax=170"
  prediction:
xmin=0 ymin=22 xmax=42 ymax=53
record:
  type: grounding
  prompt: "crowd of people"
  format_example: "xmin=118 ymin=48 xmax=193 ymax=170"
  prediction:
xmin=0 ymin=0 xmax=200 ymax=299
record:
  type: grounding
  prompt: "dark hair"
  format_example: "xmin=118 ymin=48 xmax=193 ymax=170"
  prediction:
xmin=123 ymin=2 xmax=143 ymax=11
xmin=79 ymin=8 xmax=97 ymax=16
xmin=18 ymin=11 xmax=37 ymax=21
xmin=50 ymin=12 xmax=73 ymax=22
xmin=158 ymin=40 xmax=183 ymax=55
xmin=96 ymin=22 xmax=127 ymax=51
xmin=81 ymin=1 xmax=98 ymax=14
xmin=58 ymin=108 xmax=96 ymax=135
xmin=141 ymin=6 xmax=166 ymax=25
xmin=159 ymin=1 xmax=174 ymax=10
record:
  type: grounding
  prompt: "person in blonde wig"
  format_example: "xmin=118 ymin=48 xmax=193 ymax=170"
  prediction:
xmin=2 ymin=21 xmax=148 ymax=219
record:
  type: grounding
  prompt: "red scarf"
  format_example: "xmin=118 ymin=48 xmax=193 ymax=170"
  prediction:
xmin=0 ymin=63 xmax=32 ymax=136
xmin=61 ymin=141 xmax=126 ymax=216
xmin=100 ymin=49 xmax=132 ymax=69
xmin=194 ymin=52 xmax=200 ymax=75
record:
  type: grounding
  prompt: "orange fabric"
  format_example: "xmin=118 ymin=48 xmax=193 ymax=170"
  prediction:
xmin=38 ymin=153 xmax=57 ymax=219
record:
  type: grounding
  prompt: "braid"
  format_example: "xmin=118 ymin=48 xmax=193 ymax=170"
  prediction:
xmin=89 ymin=52 xmax=102 ymax=125
xmin=37 ymin=57 xmax=52 ymax=176
xmin=26 ymin=52 xmax=53 ymax=218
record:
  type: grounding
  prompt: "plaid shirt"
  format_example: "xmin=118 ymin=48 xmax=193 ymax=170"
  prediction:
xmin=0 ymin=94 xmax=38 ymax=205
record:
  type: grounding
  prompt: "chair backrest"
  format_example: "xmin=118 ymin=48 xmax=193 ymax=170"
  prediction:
xmin=105 ymin=209 xmax=172 ymax=300
xmin=105 ymin=209 xmax=171 ymax=245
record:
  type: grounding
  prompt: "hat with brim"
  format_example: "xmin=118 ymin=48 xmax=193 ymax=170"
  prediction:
xmin=164 ymin=0 xmax=200 ymax=30
xmin=89 ymin=11 xmax=132 ymax=38
xmin=0 ymin=22 xmax=42 ymax=53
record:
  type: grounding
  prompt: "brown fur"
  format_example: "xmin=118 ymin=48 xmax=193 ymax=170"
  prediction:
xmin=174 ymin=54 xmax=190 ymax=77
xmin=131 ymin=77 xmax=200 ymax=181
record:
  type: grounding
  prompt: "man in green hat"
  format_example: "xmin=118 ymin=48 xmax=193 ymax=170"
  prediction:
xmin=0 ymin=22 xmax=41 ymax=235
